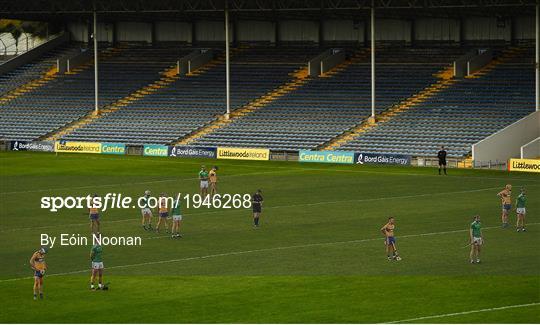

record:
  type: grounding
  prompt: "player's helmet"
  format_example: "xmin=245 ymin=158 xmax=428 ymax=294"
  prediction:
xmin=39 ymin=247 xmax=48 ymax=254
xmin=144 ymin=190 xmax=151 ymax=195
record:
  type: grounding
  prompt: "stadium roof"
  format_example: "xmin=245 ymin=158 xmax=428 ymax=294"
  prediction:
xmin=0 ymin=0 xmax=535 ymax=21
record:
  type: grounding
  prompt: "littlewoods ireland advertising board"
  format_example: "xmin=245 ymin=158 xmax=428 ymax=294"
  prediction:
xmin=217 ymin=147 xmax=269 ymax=161
xmin=53 ymin=141 xmax=125 ymax=155
xmin=299 ymin=150 xmax=355 ymax=164
xmin=508 ymin=158 xmax=540 ymax=173
xmin=55 ymin=141 xmax=102 ymax=154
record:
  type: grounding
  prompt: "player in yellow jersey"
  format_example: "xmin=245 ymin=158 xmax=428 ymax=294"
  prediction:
xmin=209 ymin=166 xmax=218 ymax=197
xmin=381 ymin=217 xmax=401 ymax=261
xmin=89 ymin=193 xmax=100 ymax=234
xmin=497 ymin=184 xmax=512 ymax=228
xmin=29 ymin=247 xmax=47 ymax=300
xmin=156 ymin=193 xmax=170 ymax=233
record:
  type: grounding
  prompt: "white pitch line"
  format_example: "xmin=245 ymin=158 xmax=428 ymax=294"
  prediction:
xmin=0 ymin=185 xmax=523 ymax=233
xmin=141 ymin=222 xmax=538 ymax=242
xmin=1 ymin=223 xmax=538 ymax=283
xmin=383 ymin=302 xmax=540 ymax=323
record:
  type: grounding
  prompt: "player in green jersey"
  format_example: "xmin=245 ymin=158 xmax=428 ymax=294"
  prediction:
xmin=141 ymin=190 xmax=153 ymax=231
xmin=90 ymin=244 xmax=104 ymax=290
xmin=469 ymin=215 xmax=483 ymax=264
xmin=171 ymin=195 xmax=183 ymax=238
xmin=199 ymin=165 xmax=209 ymax=197
xmin=515 ymin=188 xmax=527 ymax=232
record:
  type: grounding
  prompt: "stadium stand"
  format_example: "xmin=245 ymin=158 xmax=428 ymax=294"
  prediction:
xmin=336 ymin=45 xmax=535 ymax=157
xmin=190 ymin=46 xmax=467 ymax=151
xmin=60 ymin=46 xmax=321 ymax=144
xmin=0 ymin=42 xmax=535 ymax=159
xmin=0 ymin=44 xmax=189 ymax=141
xmin=0 ymin=43 xmax=81 ymax=95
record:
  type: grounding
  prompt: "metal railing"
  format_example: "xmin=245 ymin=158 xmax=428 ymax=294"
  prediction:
xmin=413 ymin=156 xmax=471 ymax=169
xmin=414 ymin=156 xmax=510 ymax=170
xmin=270 ymin=150 xmax=299 ymax=161
xmin=472 ymin=160 xmax=508 ymax=170
xmin=0 ymin=32 xmax=57 ymax=57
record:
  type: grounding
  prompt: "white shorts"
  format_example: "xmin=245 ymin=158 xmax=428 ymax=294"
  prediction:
xmin=200 ymin=180 xmax=209 ymax=189
xmin=141 ymin=208 xmax=152 ymax=216
xmin=172 ymin=215 xmax=182 ymax=221
xmin=472 ymin=237 xmax=483 ymax=245
xmin=92 ymin=262 xmax=104 ymax=270
xmin=516 ymin=208 xmax=526 ymax=215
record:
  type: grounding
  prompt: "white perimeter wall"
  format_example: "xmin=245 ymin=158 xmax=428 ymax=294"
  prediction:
xmin=67 ymin=16 xmax=535 ymax=43
xmin=521 ymin=137 xmax=540 ymax=159
xmin=472 ymin=111 xmax=540 ymax=163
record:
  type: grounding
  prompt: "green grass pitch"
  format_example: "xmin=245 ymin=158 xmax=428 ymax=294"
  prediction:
xmin=0 ymin=151 xmax=539 ymax=323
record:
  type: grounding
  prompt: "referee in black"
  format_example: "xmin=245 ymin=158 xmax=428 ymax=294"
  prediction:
xmin=252 ymin=189 xmax=263 ymax=228
xmin=437 ymin=146 xmax=447 ymax=175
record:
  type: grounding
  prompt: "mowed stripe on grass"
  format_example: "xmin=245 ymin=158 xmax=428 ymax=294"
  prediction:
xmin=0 ymin=184 xmax=526 ymax=233
xmin=1 ymin=223 xmax=538 ymax=282
xmin=0 ymin=275 xmax=538 ymax=323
